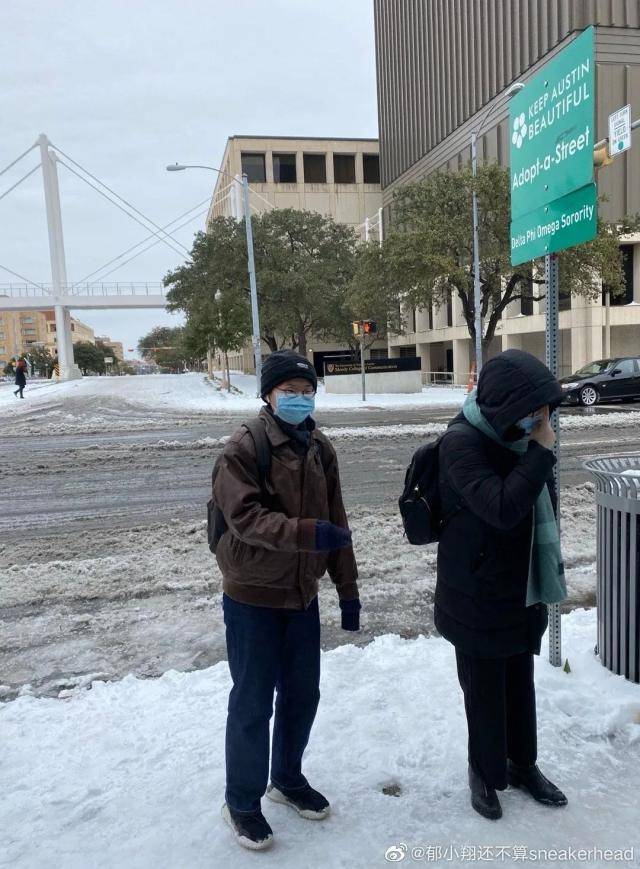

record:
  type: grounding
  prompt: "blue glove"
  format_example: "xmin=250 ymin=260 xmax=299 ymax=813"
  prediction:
xmin=340 ymin=598 xmax=361 ymax=631
xmin=315 ymin=521 xmax=352 ymax=552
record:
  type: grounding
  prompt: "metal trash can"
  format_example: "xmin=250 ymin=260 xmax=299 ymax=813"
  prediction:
xmin=584 ymin=456 xmax=640 ymax=683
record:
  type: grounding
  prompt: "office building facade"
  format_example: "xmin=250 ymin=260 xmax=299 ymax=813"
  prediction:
xmin=374 ymin=0 xmax=640 ymax=381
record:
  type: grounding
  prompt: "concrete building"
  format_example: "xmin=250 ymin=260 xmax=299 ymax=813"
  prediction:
xmin=0 ymin=310 xmax=49 ymax=367
xmin=0 ymin=308 xmax=115 ymax=370
xmin=208 ymin=135 xmax=385 ymax=373
xmin=43 ymin=311 xmax=96 ymax=357
xmin=374 ymin=1 xmax=640 ymax=381
xmin=96 ymin=337 xmax=124 ymax=361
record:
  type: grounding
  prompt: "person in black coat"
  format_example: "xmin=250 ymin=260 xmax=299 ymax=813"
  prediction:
xmin=436 ymin=349 xmax=568 ymax=820
xmin=13 ymin=358 xmax=27 ymax=399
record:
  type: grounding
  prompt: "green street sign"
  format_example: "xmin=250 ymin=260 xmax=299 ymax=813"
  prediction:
xmin=510 ymin=26 xmax=594 ymax=220
xmin=511 ymin=182 xmax=597 ymax=265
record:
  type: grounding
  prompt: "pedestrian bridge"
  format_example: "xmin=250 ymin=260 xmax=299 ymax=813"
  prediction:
xmin=0 ymin=282 xmax=168 ymax=310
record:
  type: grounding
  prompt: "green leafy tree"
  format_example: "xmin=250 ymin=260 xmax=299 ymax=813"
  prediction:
xmin=96 ymin=341 xmax=120 ymax=373
xmin=164 ymin=209 xmax=363 ymax=357
xmin=137 ymin=326 xmax=195 ymax=373
xmin=73 ymin=342 xmax=106 ymax=375
xmin=379 ymin=164 xmax=639 ymax=353
xmin=25 ymin=345 xmax=53 ymax=377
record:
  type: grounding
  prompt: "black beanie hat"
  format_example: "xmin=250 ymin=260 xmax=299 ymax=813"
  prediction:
xmin=260 ymin=350 xmax=318 ymax=398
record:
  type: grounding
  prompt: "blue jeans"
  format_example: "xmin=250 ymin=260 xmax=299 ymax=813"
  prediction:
xmin=223 ymin=593 xmax=321 ymax=813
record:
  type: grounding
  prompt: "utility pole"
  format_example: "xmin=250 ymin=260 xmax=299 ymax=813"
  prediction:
xmin=359 ymin=324 xmax=366 ymax=402
xmin=471 ymin=131 xmax=483 ymax=380
xmin=241 ymin=173 xmax=262 ymax=396
xmin=37 ymin=133 xmax=82 ymax=381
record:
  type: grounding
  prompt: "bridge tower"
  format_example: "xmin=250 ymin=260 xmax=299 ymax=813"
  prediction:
xmin=37 ymin=134 xmax=82 ymax=381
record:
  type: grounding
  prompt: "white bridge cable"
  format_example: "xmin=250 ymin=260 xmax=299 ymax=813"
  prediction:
xmin=0 ymin=164 xmax=41 ymax=203
xmin=82 ymin=184 xmax=233 ymax=288
xmin=0 ymin=263 xmax=45 ymax=291
xmin=72 ymin=193 xmax=220 ymax=287
xmin=51 ymin=144 xmax=191 ymax=256
xmin=83 ymin=206 xmax=211 ymax=286
xmin=0 ymin=142 xmax=38 ymax=179
xmin=57 ymin=160 xmax=187 ymax=259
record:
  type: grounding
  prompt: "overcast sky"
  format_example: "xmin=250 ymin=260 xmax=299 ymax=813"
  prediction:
xmin=2 ymin=0 xmax=377 ymax=357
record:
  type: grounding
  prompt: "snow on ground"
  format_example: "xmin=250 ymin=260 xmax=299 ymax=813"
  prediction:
xmin=0 ymin=372 xmax=466 ymax=416
xmin=2 ymin=606 xmax=639 ymax=869
xmin=0 ymin=486 xmax=597 ymax=700
xmin=4 ymin=373 xmax=640 ymax=437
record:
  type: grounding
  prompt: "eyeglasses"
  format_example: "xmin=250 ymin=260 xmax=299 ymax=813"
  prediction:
xmin=275 ymin=387 xmax=316 ymax=398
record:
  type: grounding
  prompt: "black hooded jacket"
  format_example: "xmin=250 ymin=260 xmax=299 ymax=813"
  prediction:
xmin=435 ymin=350 xmax=564 ymax=659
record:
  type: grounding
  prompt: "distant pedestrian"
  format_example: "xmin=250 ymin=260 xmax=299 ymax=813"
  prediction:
xmin=436 ymin=349 xmax=568 ymax=821
xmin=212 ymin=349 xmax=360 ymax=851
xmin=13 ymin=358 xmax=27 ymax=399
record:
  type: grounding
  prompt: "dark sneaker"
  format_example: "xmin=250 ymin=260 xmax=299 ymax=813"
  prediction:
xmin=468 ymin=765 xmax=502 ymax=820
xmin=221 ymin=803 xmax=273 ymax=850
xmin=266 ymin=782 xmax=331 ymax=820
xmin=507 ymin=761 xmax=568 ymax=807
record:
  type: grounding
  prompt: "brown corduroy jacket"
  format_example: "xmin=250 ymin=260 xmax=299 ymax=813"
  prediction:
xmin=213 ymin=408 xmax=359 ymax=609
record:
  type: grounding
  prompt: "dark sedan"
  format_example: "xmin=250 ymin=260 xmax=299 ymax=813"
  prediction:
xmin=559 ymin=357 xmax=640 ymax=407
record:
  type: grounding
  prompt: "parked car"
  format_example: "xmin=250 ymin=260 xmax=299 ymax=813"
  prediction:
xmin=559 ymin=357 xmax=640 ymax=406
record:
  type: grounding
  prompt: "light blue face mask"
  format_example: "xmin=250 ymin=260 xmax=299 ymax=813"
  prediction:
xmin=518 ymin=413 xmax=543 ymax=436
xmin=275 ymin=393 xmax=315 ymax=426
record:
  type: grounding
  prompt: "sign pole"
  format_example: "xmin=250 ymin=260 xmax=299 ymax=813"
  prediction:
xmin=545 ymin=252 xmax=562 ymax=668
xmin=360 ymin=324 xmax=366 ymax=402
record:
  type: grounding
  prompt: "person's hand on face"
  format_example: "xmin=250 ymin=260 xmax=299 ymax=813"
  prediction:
xmin=529 ymin=405 xmax=555 ymax=450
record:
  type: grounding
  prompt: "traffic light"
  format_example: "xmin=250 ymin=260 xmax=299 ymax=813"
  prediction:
xmin=352 ymin=321 xmax=361 ymax=336
xmin=363 ymin=320 xmax=378 ymax=335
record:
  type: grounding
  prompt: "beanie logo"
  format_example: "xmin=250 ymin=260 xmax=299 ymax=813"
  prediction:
xmin=297 ymin=362 xmax=310 ymax=369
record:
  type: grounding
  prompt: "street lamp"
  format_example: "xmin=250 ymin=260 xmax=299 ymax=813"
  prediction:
xmin=166 ymin=162 xmax=263 ymax=396
xmin=471 ymin=81 xmax=525 ymax=378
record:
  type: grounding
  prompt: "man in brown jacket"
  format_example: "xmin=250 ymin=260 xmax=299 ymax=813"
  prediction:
xmin=216 ymin=350 xmax=360 ymax=851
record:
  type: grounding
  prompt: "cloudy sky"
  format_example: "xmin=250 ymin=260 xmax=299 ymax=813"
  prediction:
xmin=2 ymin=0 xmax=377 ymax=356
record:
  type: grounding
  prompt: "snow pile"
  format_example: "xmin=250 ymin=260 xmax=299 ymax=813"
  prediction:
xmin=1 ymin=607 xmax=639 ymax=869
xmin=0 ymin=372 xmax=466 ymax=416
xmin=1 ymin=488 xmax=597 ymax=700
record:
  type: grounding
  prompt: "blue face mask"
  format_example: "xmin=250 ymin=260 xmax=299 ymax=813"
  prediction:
xmin=275 ymin=393 xmax=315 ymax=426
xmin=518 ymin=413 xmax=543 ymax=436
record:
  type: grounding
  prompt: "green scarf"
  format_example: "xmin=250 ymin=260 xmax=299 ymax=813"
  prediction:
xmin=462 ymin=392 xmax=567 ymax=607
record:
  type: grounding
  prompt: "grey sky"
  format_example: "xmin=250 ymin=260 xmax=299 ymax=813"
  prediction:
xmin=2 ymin=0 xmax=377 ymax=357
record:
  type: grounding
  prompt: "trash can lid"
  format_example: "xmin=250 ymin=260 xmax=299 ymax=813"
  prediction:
xmin=584 ymin=455 xmax=640 ymax=498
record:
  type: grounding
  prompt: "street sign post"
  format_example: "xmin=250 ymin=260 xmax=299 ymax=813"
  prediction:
xmin=509 ymin=27 xmax=596 ymax=669
xmin=510 ymin=26 xmax=595 ymax=223
xmin=609 ymin=104 xmax=632 ymax=156
xmin=510 ymin=182 xmax=597 ymax=263
xmin=510 ymin=26 xmax=596 ymax=262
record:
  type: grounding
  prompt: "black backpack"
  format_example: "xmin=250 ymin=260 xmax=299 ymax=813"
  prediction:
xmin=207 ymin=418 xmax=271 ymax=554
xmin=399 ymin=423 xmax=466 ymax=545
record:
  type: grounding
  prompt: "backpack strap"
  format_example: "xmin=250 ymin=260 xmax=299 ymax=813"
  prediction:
xmin=243 ymin=417 xmax=272 ymax=490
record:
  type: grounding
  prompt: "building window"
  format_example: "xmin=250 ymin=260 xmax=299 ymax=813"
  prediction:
xmin=605 ymin=244 xmax=634 ymax=306
xmin=333 ymin=154 xmax=356 ymax=184
xmin=362 ymin=154 xmax=380 ymax=184
xmin=241 ymin=152 xmax=266 ymax=183
xmin=21 ymin=316 xmax=34 ymax=323
xmin=399 ymin=345 xmax=417 ymax=358
xmin=446 ymin=292 xmax=453 ymax=327
xmin=303 ymin=153 xmax=326 ymax=183
xmin=272 ymin=153 xmax=297 ymax=183
xmin=49 ymin=324 xmax=56 ymax=332
xmin=369 ymin=348 xmax=387 ymax=359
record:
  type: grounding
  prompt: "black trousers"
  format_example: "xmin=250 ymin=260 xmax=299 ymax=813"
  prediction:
xmin=455 ymin=648 xmax=537 ymax=790
xmin=223 ymin=593 xmax=321 ymax=813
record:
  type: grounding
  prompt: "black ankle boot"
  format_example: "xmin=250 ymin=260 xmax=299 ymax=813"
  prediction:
xmin=507 ymin=760 xmax=568 ymax=806
xmin=468 ymin=764 xmax=502 ymax=820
